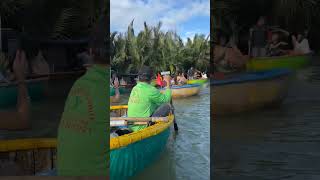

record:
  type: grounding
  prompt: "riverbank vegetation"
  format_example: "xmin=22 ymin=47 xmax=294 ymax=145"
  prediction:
xmin=111 ymin=21 xmax=210 ymax=74
xmin=213 ymin=0 xmax=320 ymax=53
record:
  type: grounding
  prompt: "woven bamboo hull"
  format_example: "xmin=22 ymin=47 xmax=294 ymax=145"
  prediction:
xmin=0 ymin=78 xmax=47 ymax=108
xmin=212 ymin=70 xmax=291 ymax=115
xmin=161 ymin=84 xmax=201 ymax=98
xmin=110 ymin=128 xmax=170 ymax=180
xmin=246 ymin=55 xmax=310 ymax=71
xmin=110 ymin=105 xmax=173 ymax=180
xmin=0 ymin=138 xmax=57 ymax=176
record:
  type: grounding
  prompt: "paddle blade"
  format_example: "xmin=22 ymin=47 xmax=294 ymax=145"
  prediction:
xmin=174 ymin=122 xmax=179 ymax=131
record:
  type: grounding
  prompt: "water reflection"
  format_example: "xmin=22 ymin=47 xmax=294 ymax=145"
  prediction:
xmin=213 ymin=57 xmax=320 ymax=180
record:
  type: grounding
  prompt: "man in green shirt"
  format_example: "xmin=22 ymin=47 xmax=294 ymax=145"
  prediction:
xmin=57 ymin=14 xmax=109 ymax=176
xmin=128 ymin=66 xmax=172 ymax=132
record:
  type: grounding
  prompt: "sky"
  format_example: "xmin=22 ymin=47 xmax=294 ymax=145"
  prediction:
xmin=110 ymin=0 xmax=210 ymax=42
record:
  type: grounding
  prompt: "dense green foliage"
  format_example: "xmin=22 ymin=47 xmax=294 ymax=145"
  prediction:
xmin=213 ymin=0 xmax=320 ymax=51
xmin=1 ymin=0 xmax=106 ymax=39
xmin=111 ymin=21 xmax=210 ymax=74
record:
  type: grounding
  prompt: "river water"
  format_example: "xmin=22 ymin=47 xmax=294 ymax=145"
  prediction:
xmin=1 ymin=81 xmax=210 ymax=179
xmin=114 ymin=86 xmax=210 ymax=180
xmin=0 ymin=79 xmax=72 ymax=140
xmin=213 ymin=57 xmax=320 ymax=180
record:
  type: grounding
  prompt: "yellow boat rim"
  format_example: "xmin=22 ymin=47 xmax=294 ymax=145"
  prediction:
xmin=110 ymin=105 xmax=174 ymax=150
xmin=0 ymin=138 xmax=57 ymax=152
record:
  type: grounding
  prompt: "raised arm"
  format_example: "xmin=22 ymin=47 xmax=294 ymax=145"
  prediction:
xmin=0 ymin=50 xmax=30 ymax=130
xmin=150 ymin=75 xmax=172 ymax=105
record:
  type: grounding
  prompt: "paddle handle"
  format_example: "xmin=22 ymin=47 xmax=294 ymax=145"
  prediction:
xmin=111 ymin=120 xmax=148 ymax=127
xmin=111 ymin=117 xmax=168 ymax=122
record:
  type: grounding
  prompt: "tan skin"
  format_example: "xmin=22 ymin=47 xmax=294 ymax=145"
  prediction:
xmin=0 ymin=50 xmax=30 ymax=130
xmin=110 ymin=77 xmax=120 ymax=103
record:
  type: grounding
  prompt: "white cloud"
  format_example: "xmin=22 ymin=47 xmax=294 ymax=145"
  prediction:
xmin=111 ymin=0 xmax=209 ymax=36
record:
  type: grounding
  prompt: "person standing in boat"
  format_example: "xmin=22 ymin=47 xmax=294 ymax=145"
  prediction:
xmin=127 ymin=66 xmax=172 ymax=132
xmin=249 ymin=16 xmax=268 ymax=57
xmin=0 ymin=49 xmax=30 ymax=130
xmin=57 ymin=14 xmax=108 ymax=176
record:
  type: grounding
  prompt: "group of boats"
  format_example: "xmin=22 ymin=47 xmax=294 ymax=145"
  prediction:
xmin=212 ymin=54 xmax=311 ymax=115
xmin=0 ymin=54 xmax=310 ymax=178
xmin=0 ymin=70 xmax=208 ymax=177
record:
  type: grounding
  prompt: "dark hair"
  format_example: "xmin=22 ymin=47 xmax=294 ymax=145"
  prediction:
xmin=138 ymin=66 xmax=153 ymax=82
xmin=89 ymin=14 xmax=109 ymax=64
xmin=216 ymin=29 xmax=230 ymax=45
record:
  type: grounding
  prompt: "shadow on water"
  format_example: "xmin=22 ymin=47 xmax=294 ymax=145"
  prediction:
xmin=213 ymin=56 xmax=320 ymax=180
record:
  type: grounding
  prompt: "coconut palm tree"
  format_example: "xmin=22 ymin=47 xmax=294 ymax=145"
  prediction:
xmin=1 ymin=0 xmax=105 ymax=40
xmin=111 ymin=21 xmax=210 ymax=74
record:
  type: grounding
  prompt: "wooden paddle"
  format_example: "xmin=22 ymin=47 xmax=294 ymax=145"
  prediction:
xmin=161 ymin=71 xmax=178 ymax=132
xmin=110 ymin=117 xmax=169 ymax=127
xmin=171 ymin=99 xmax=178 ymax=131
xmin=111 ymin=117 xmax=169 ymax=122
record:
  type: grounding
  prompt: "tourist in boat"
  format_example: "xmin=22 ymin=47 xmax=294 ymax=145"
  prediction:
xmin=127 ymin=66 xmax=172 ymax=132
xmin=110 ymin=77 xmax=120 ymax=103
xmin=202 ymin=72 xmax=208 ymax=79
xmin=57 ymin=14 xmax=108 ymax=176
xmin=187 ymin=67 xmax=195 ymax=80
xmin=214 ymin=33 xmax=248 ymax=71
xmin=120 ymin=76 xmax=127 ymax=86
xmin=171 ymin=75 xmax=177 ymax=85
xmin=0 ymin=50 xmax=30 ymax=130
xmin=266 ymin=33 xmax=288 ymax=56
xmin=31 ymin=49 xmax=50 ymax=75
xmin=292 ymin=33 xmax=311 ymax=55
xmin=214 ymin=32 xmax=229 ymax=71
xmin=177 ymin=72 xmax=187 ymax=85
xmin=249 ymin=16 xmax=268 ymax=57
xmin=194 ymin=70 xmax=202 ymax=79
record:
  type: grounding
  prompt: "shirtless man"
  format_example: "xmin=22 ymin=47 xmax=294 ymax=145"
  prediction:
xmin=0 ymin=50 xmax=30 ymax=130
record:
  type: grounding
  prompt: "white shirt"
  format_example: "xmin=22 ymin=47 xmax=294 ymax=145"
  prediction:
xmin=294 ymin=39 xmax=311 ymax=54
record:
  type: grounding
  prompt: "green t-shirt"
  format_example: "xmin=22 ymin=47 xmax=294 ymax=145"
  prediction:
xmin=57 ymin=65 xmax=109 ymax=176
xmin=127 ymin=82 xmax=171 ymax=132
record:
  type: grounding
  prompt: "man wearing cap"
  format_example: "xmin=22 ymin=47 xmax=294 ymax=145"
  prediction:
xmin=57 ymin=14 xmax=108 ymax=176
xmin=127 ymin=66 xmax=172 ymax=132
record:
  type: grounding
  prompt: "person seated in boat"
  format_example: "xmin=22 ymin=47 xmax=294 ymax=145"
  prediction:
xmin=214 ymin=34 xmax=248 ymax=71
xmin=31 ymin=49 xmax=50 ymax=75
xmin=202 ymin=72 xmax=208 ymax=79
xmin=57 ymin=14 xmax=108 ymax=176
xmin=177 ymin=72 xmax=187 ymax=85
xmin=171 ymin=75 xmax=177 ymax=85
xmin=187 ymin=67 xmax=195 ymax=80
xmin=0 ymin=50 xmax=30 ymax=130
xmin=194 ymin=70 xmax=202 ymax=79
xmin=127 ymin=66 xmax=172 ymax=132
xmin=110 ymin=77 xmax=120 ymax=103
xmin=266 ymin=33 xmax=288 ymax=56
xmin=292 ymin=33 xmax=311 ymax=55
xmin=214 ymin=32 xmax=233 ymax=71
xmin=120 ymin=76 xmax=127 ymax=86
